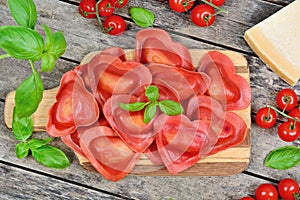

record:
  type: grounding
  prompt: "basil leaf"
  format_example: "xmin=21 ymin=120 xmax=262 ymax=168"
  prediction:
xmin=15 ymin=67 xmax=44 ymax=118
xmin=120 ymin=102 xmax=147 ymax=111
xmin=8 ymin=0 xmax=37 ymax=29
xmin=0 ymin=26 xmax=44 ymax=61
xmin=31 ymin=145 xmax=70 ymax=169
xmin=264 ymin=146 xmax=300 ymax=170
xmin=43 ymin=24 xmax=53 ymax=52
xmin=129 ymin=7 xmax=155 ymax=28
xmin=16 ymin=142 xmax=30 ymax=159
xmin=12 ymin=107 xmax=33 ymax=141
xmin=159 ymin=100 xmax=184 ymax=116
xmin=144 ymin=103 xmax=157 ymax=123
xmin=51 ymin=31 xmax=67 ymax=59
xmin=28 ymin=138 xmax=52 ymax=149
xmin=145 ymin=85 xmax=159 ymax=102
xmin=41 ymin=54 xmax=56 ymax=72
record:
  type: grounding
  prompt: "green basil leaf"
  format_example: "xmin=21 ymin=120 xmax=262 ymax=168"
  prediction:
xmin=42 ymin=24 xmax=53 ymax=52
xmin=12 ymin=107 xmax=33 ymax=141
xmin=144 ymin=103 xmax=157 ymax=123
xmin=0 ymin=26 xmax=44 ymax=61
xmin=16 ymin=142 xmax=30 ymax=159
xmin=145 ymin=85 xmax=159 ymax=102
xmin=8 ymin=0 xmax=37 ymax=29
xmin=120 ymin=102 xmax=147 ymax=111
xmin=15 ymin=67 xmax=44 ymax=118
xmin=50 ymin=31 xmax=66 ymax=59
xmin=264 ymin=146 xmax=300 ymax=170
xmin=28 ymin=138 xmax=52 ymax=149
xmin=41 ymin=54 xmax=56 ymax=72
xmin=129 ymin=7 xmax=155 ymax=28
xmin=159 ymin=100 xmax=184 ymax=116
xmin=31 ymin=145 xmax=70 ymax=169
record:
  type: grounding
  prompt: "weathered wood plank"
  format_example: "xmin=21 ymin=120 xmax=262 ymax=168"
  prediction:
xmin=0 ymin=163 xmax=124 ymax=200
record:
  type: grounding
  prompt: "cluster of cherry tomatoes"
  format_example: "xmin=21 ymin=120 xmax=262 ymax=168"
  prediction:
xmin=240 ymin=178 xmax=299 ymax=200
xmin=78 ymin=0 xmax=128 ymax=35
xmin=167 ymin=0 xmax=226 ymax=27
xmin=256 ymin=88 xmax=300 ymax=142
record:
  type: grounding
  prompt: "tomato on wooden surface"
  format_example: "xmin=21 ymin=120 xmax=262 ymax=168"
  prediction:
xmin=278 ymin=178 xmax=300 ymax=200
xmin=78 ymin=0 xmax=97 ymax=18
xmin=255 ymin=107 xmax=277 ymax=128
xmin=277 ymin=121 xmax=300 ymax=142
xmin=191 ymin=4 xmax=216 ymax=27
xmin=109 ymin=0 xmax=128 ymax=8
xmin=211 ymin=0 xmax=225 ymax=6
xmin=255 ymin=183 xmax=278 ymax=200
xmin=169 ymin=0 xmax=194 ymax=12
xmin=276 ymin=88 xmax=298 ymax=111
xmin=288 ymin=107 xmax=300 ymax=126
xmin=103 ymin=15 xmax=126 ymax=35
xmin=98 ymin=0 xmax=114 ymax=17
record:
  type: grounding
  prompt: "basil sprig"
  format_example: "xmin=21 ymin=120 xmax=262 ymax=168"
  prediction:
xmin=120 ymin=86 xmax=184 ymax=123
xmin=264 ymin=146 xmax=300 ymax=170
xmin=1 ymin=0 xmax=69 ymax=169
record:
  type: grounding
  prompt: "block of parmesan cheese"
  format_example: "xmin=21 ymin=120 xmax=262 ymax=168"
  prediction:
xmin=244 ymin=1 xmax=300 ymax=86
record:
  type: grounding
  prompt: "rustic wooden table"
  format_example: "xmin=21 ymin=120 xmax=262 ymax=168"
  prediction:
xmin=0 ymin=0 xmax=299 ymax=199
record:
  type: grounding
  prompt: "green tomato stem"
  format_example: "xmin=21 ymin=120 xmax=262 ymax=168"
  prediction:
xmin=267 ymin=105 xmax=300 ymax=122
xmin=0 ymin=54 xmax=11 ymax=60
xmin=200 ymin=0 xmax=228 ymax=14
xmin=95 ymin=0 xmax=104 ymax=32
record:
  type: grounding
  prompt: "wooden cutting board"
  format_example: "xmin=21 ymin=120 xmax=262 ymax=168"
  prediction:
xmin=4 ymin=50 xmax=251 ymax=176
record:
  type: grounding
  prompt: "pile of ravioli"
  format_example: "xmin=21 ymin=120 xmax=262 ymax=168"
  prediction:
xmin=47 ymin=28 xmax=251 ymax=182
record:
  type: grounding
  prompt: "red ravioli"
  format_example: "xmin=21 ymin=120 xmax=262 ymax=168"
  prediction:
xmin=148 ymin=64 xmax=210 ymax=101
xmin=103 ymin=95 xmax=157 ymax=153
xmin=154 ymin=114 xmax=211 ymax=174
xmin=197 ymin=51 xmax=251 ymax=110
xmin=135 ymin=28 xmax=194 ymax=70
xmin=86 ymin=53 xmax=152 ymax=106
xmin=208 ymin=112 xmax=248 ymax=156
xmin=144 ymin=140 xmax=164 ymax=166
xmin=46 ymin=70 xmax=99 ymax=137
xmin=80 ymin=126 xmax=141 ymax=182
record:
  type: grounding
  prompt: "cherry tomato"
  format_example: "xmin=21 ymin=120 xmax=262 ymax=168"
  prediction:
xmin=78 ymin=0 xmax=97 ymax=18
xmin=98 ymin=0 xmax=114 ymax=17
xmin=278 ymin=121 xmax=300 ymax=142
xmin=276 ymin=88 xmax=298 ymax=112
xmin=278 ymin=178 xmax=299 ymax=200
xmin=109 ymin=0 xmax=128 ymax=8
xmin=255 ymin=107 xmax=277 ymax=128
xmin=169 ymin=0 xmax=194 ymax=13
xmin=240 ymin=197 xmax=255 ymax=200
xmin=255 ymin=183 xmax=278 ymax=200
xmin=288 ymin=107 xmax=300 ymax=127
xmin=191 ymin=4 xmax=216 ymax=27
xmin=103 ymin=15 xmax=126 ymax=36
xmin=211 ymin=0 xmax=225 ymax=6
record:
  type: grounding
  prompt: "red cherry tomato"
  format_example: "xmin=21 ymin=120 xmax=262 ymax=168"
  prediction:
xmin=98 ymin=0 xmax=114 ymax=17
xmin=276 ymin=88 xmax=298 ymax=112
xmin=278 ymin=178 xmax=299 ymax=200
xmin=191 ymin=4 xmax=216 ymax=27
xmin=109 ymin=0 xmax=128 ymax=8
xmin=78 ymin=0 xmax=97 ymax=18
xmin=240 ymin=197 xmax=255 ymax=200
xmin=255 ymin=107 xmax=277 ymax=128
xmin=169 ymin=0 xmax=194 ymax=13
xmin=278 ymin=121 xmax=300 ymax=142
xmin=211 ymin=0 xmax=225 ymax=6
xmin=103 ymin=15 xmax=126 ymax=36
xmin=255 ymin=183 xmax=278 ymax=200
xmin=288 ymin=107 xmax=300 ymax=126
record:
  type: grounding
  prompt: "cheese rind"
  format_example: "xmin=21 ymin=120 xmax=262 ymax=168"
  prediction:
xmin=244 ymin=1 xmax=300 ymax=86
